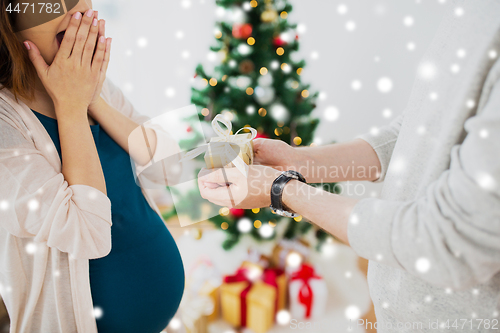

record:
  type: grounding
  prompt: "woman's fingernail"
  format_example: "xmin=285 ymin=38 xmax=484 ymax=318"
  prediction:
xmin=99 ymin=36 xmax=105 ymax=43
xmin=92 ymin=18 xmax=97 ymax=26
xmin=86 ymin=9 xmax=94 ymax=17
xmin=23 ymin=41 xmax=30 ymax=50
xmin=73 ymin=11 xmax=81 ymax=20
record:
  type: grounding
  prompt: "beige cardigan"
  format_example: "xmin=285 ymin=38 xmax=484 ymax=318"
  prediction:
xmin=0 ymin=78 xmax=180 ymax=333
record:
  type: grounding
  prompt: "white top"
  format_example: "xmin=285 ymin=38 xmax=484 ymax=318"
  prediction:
xmin=0 ymin=78 xmax=180 ymax=333
xmin=348 ymin=0 xmax=500 ymax=331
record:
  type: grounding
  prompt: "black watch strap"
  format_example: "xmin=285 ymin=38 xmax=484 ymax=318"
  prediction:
xmin=270 ymin=170 xmax=306 ymax=217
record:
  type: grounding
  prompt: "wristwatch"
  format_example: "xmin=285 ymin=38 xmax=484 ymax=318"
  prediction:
xmin=269 ymin=170 xmax=306 ymax=218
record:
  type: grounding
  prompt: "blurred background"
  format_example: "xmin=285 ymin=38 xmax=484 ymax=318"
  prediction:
xmin=0 ymin=0 xmax=452 ymax=332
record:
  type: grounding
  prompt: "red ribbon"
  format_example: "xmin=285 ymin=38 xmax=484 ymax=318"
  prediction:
xmin=262 ymin=268 xmax=284 ymax=318
xmin=291 ymin=264 xmax=320 ymax=319
xmin=224 ymin=268 xmax=252 ymax=327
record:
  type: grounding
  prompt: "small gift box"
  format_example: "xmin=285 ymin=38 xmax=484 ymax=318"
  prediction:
xmin=220 ymin=266 xmax=287 ymax=333
xmin=180 ymin=114 xmax=257 ymax=176
xmin=271 ymin=239 xmax=311 ymax=272
xmin=181 ymin=258 xmax=222 ymax=330
xmin=289 ymin=263 xmax=328 ymax=320
xmin=205 ymin=133 xmax=253 ymax=168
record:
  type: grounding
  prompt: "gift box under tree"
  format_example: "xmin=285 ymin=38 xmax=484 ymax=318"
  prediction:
xmin=289 ymin=263 xmax=328 ymax=320
xmin=220 ymin=263 xmax=287 ymax=333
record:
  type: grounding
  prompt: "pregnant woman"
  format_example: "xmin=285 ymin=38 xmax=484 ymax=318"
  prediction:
xmin=0 ymin=1 xmax=184 ymax=332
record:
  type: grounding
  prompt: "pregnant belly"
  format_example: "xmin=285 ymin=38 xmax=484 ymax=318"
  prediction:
xmin=89 ymin=227 xmax=185 ymax=333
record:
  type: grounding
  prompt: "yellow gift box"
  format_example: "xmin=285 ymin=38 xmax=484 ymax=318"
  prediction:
xmin=220 ymin=281 xmax=276 ymax=333
xmin=240 ymin=260 xmax=287 ymax=310
xmin=220 ymin=266 xmax=287 ymax=333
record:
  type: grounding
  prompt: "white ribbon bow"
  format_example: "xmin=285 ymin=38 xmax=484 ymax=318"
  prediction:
xmin=180 ymin=114 xmax=257 ymax=176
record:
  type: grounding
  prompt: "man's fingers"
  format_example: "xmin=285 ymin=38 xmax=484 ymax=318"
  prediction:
xmin=198 ymin=168 xmax=234 ymax=185
xmin=199 ymin=184 xmax=234 ymax=204
xmin=24 ymin=41 xmax=49 ymax=77
xmin=81 ymin=17 xmax=99 ymax=65
xmin=71 ymin=9 xmax=94 ymax=61
xmin=57 ymin=11 xmax=82 ymax=59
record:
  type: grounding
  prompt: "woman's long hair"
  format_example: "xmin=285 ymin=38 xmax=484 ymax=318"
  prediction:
xmin=0 ymin=0 xmax=37 ymax=102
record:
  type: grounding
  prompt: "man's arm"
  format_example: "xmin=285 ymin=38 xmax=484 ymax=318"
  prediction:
xmin=294 ymin=138 xmax=382 ymax=183
xmin=283 ymin=81 xmax=500 ymax=290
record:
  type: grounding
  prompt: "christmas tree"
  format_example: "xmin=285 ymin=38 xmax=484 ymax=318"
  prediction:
xmin=166 ymin=0 xmax=336 ymax=249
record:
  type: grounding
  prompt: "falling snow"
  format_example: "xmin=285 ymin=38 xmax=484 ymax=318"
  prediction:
xmin=382 ymin=109 xmax=393 ymax=118
xmin=479 ymin=129 xmax=489 ymax=138
xmin=276 ymin=310 xmax=291 ymax=325
xmin=175 ymin=30 xmax=184 ymax=39
xmin=168 ymin=318 xmax=182 ymax=330
xmin=337 ymin=4 xmax=348 ymax=15
xmin=415 ymin=257 xmax=431 ymax=273
xmin=165 ymin=87 xmax=176 ymax=98
xmin=26 ymin=242 xmax=37 ymax=255
xmin=351 ymin=80 xmax=362 ymax=91
xmin=287 ymin=252 xmax=302 ymax=268
xmin=476 ymin=172 xmax=497 ymax=191
xmin=345 ymin=21 xmax=356 ymax=32
xmin=450 ymin=63 xmax=460 ymax=74
xmin=0 ymin=200 xmax=9 ymax=211
xmin=136 ymin=37 xmax=148 ymax=48
xmin=466 ymin=99 xmax=476 ymax=108
xmin=296 ymin=23 xmax=307 ymax=34
xmin=93 ymin=307 xmax=103 ymax=319
xmin=258 ymin=224 xmax=274 ymax=238
xmin=389 ymin=157 xmax=406 ymax=173
xmin=403 ymin=16 xmax=414 ymax=27
xmin=418 ymin=61 xmax=438 ymax=80
xmin=28 ymin=199 xmax=39 ymax=211
xmin=454 ymin=7 xmax=464 ymax=17
xmin=88 ymin=190 xmax=99 ymax=200
xmin=377 ymin=77 xmax=393 ymax=93
xmin=345 ymin=305 xmax=361 ymax=319
xmin=324 ymin=106 xmax=340 ymax=122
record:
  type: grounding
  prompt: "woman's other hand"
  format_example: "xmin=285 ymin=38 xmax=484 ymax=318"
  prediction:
xmin=198 ymin=165 xmax=281 ymax=209
xmin=24 ymin=9 xmax=111 ymax=114
xmin=88 ymin=14 xmax=110 ymax=110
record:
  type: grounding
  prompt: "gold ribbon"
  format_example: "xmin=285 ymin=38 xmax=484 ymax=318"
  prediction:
xmin=180 ymin=114 xmax=257 ymax=176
